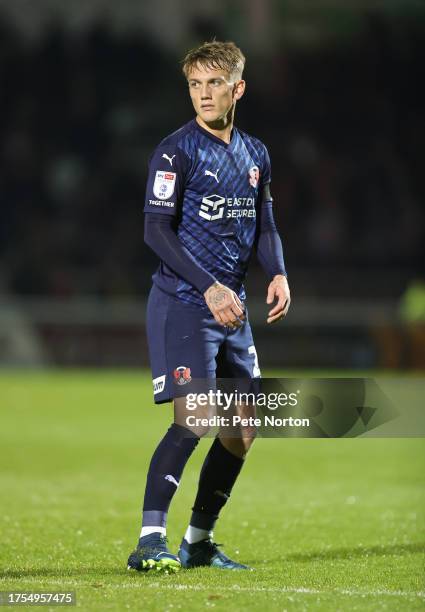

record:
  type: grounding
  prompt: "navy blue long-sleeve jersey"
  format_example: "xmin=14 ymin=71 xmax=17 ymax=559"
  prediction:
xmin=144 ymin=118 xmax=284 ymax=306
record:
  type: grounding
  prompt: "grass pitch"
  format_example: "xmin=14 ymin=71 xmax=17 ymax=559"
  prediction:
xmin=0 ymin=370 xmax=424 ymax=611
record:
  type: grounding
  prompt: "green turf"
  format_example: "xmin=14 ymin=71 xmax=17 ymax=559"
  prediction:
xmin=0 ymin=371 xmax=424 ymax=611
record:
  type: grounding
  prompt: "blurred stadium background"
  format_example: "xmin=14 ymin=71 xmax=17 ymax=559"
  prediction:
xmin=0 ymin=0 xmax=424 ymax=371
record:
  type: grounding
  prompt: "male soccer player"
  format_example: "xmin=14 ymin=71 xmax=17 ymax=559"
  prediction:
xmin=127 ymin=41 xmax=290 ymax=573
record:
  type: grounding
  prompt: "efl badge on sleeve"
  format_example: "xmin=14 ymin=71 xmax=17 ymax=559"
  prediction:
xmin=153 ymin=171 xmax=176 ymax=200
xmin=248 ymin=166 xmax=260 ymax=188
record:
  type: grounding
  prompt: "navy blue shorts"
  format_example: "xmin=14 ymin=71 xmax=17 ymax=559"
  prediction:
xmin=146 ymin=284 xmax=261 ymax=404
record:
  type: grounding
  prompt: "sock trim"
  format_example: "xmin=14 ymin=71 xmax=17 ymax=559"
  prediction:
xmin=142 ymin=510 xmax=168 ymax=528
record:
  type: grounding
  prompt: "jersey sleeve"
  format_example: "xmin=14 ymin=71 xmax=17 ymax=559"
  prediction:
xmin=256 ymin=202 xmax=287 ymax=278
xmin=256 ymin=146 xmax=287 ymax=278
xmin=261 ymin=144 xmax=272 ymax=186
xmin=144 ymin=143 xmax=190 ymax=216
xmin=144 ymin=214 xmax=216 ymax=293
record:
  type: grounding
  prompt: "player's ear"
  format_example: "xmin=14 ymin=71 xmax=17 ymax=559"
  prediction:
xmin=233 ymin=79 xmax=246 ymax=101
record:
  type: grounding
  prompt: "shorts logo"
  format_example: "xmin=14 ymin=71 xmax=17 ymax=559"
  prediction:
xmin=173 ymin=366 xmax=192 ymax=385
xmin=153 ymin=171 xmax=176 ymax=200
xmin=199 ymin=194 xmax=225 ymax=221
xmin=153 ymin=374 xmax=166 ymax=395
xmin=248 ymin=166 xmax=260 ymax=188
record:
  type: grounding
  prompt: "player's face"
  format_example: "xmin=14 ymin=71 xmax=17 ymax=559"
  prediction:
xmin=187 ymin=64 xmax=245 ymax=128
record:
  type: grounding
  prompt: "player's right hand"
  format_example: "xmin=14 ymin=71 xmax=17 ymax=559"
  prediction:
xmin=204 ymin=282 xmax=245 ymax=329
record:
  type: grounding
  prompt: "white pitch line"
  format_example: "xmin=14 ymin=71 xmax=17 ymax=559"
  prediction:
xmin=1 ymin=578 xmax=423 ymax=599
xmin=142 ymin=584 xmax=423 ymax=599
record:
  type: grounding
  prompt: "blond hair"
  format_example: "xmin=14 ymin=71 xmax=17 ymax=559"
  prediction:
xmin=182 ymin=41 xmax=245 ymax=80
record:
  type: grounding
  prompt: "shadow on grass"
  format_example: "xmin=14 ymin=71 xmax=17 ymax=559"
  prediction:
xmin=283 ymin=542 xmax=425 ymax=562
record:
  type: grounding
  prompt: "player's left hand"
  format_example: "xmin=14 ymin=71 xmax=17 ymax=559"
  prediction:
xmin=266 ymin=274 xmax=291 ymax=323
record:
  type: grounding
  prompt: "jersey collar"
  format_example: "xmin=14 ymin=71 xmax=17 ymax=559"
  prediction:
xmin=192 ymin=118 xmax=237 ymax=150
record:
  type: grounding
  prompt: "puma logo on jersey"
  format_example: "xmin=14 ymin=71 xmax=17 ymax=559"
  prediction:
xmin=162 ymin=153 xmax=176 ymax=166
xmin=164 ymin=474 xmax=179 ymax=487
xmin=205 ymin=168 xmax=220 ymax=183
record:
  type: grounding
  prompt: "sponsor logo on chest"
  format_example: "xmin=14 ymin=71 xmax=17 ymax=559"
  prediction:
xmin=199 ymin=194 xmax=256 ymax=221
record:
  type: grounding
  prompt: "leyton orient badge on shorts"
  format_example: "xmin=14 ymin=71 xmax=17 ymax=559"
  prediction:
xmin=173 ymin=366 xmax=192 ymax=385
xmin=153 ymin=170 xmax=176 ymax=200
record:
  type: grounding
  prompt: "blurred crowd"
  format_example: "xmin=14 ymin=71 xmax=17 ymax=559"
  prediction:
xmin=0 ymin=16 xmax=423 ymax=299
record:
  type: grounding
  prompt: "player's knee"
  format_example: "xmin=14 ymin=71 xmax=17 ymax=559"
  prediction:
xmin=174 ymin=396 xmax=216 ymax=438
xmin=186 ymin=422 xmax=212 ymax=438
xmin=219 ymin=432 xmax=256 ymax=459
xmin=173 ymin=417 xmax=211 ymax=439
xmin=241 ymin=427 xmax=257 ymax=451
xmin=236 ymin=407 xmax=258 ymax=447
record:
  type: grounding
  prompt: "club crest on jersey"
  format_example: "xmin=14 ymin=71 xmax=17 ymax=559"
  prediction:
xmin=153 ymin=170 xmax=176 ymax=200
xmin=248 ymin=166 xmax=260 ymax=188
xmin=173 ymin=366 xmax=192 ymax=385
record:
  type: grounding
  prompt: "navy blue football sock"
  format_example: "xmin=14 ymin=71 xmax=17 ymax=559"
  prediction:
xmin=141 ymin=423 xmax=199 ymax=532
xmin=189 ymin=437 xmax=244 ymax=533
